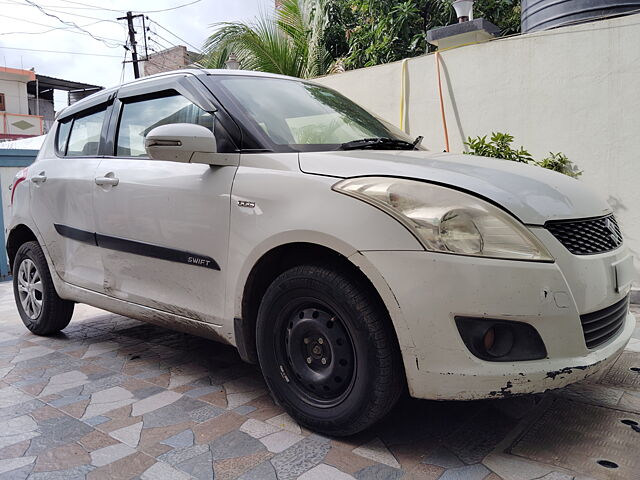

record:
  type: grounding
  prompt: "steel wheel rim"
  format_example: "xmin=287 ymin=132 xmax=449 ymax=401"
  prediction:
xmin=17 ymin=259 xmax=43 ymax=320
xmin=275 ymin=299 xmax=356 ymax=408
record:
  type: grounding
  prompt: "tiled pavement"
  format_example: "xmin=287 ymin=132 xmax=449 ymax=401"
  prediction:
xmin=0 ymin=280 xmax=638 ymax=480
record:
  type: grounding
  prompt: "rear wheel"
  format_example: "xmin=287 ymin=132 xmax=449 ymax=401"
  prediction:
xmin=13 ymin=241 xmax=74 ymax=335
xmin=256 ymin=264 xmax=404 ymax=436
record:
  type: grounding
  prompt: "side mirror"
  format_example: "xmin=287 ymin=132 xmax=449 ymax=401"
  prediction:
xmin=145 ymin=123 xmax=228 ymax=165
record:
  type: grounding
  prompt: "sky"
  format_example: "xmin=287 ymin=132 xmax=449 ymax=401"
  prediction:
xmin=0 ymin=0 xmax=274 ymax=109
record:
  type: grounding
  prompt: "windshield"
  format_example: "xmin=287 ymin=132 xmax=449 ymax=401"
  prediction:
xmin=213 ymin=75 xmax=421 ymax=152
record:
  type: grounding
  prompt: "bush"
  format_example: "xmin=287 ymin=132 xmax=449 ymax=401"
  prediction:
xmin=537 ymin=152 xmax=582 ymax=178
xmin=464 ymin=132 xmax=582 ymax=178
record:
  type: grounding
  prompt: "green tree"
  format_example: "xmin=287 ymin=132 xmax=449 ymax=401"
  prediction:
xmin=201 ymin=0 xmax=521 ymax=76
xmin=328 ymin=0 xmax=428 ymax=69
xmin=201 ymin=0 xmax=332 ymax=78
xmin=474 ymin=0 xmax=521 ymax=35
xmin=329 ymin=0 xmax=521 ymax=70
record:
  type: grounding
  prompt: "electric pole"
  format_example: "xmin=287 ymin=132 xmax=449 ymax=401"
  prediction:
xmin=118 ymin=11 xmax=144 ymax=79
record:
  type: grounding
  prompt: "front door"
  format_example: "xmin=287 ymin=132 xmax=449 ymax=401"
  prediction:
xmin=29 ymin=105 xmax=108 ymax=292
xmin=92 ymin=87 xmax=236 ymax=324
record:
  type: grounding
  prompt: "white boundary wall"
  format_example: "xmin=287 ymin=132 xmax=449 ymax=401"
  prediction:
xmin=315 ymin=13 xmax=640 ymax=284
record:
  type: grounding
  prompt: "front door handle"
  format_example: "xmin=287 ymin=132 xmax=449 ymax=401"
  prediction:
xmin=95 ymin=176 xmax=119 ymax=187
xmin=31 ymin=172 xmax=47 ymax=184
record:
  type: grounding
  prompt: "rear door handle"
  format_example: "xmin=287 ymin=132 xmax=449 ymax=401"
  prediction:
xmin=31 ymin=172 xmax=47 ymax=184
xmin=95 ymin=176 xmax=119 ymax=187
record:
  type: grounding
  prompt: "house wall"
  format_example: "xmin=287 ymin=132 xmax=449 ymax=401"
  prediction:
xmin=27 ymin=97 xmax=55 ymax=133
xmin=142 ymin=46 xmax=191 ymax=77
xmin=0 ymin=77 xmax=29 ymax=115
xmin=314 ymin=13 xmax=640 ymax=285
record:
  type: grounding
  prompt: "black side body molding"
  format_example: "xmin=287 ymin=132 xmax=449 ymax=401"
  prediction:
xmin=54 ymin=224 xmax=97 ymax=245
xmin=54 ymin=224 xmax=220 ymax=271
xmin=95 ymin=233 xmax=220 ymax=271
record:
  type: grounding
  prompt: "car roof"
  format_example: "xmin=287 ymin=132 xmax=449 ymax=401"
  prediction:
xmin=56 ymin=68 xmax=307 ymax=121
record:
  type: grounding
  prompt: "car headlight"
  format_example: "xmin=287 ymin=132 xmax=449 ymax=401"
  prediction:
xmin=333 ymin=177 xmax=553 ymax=262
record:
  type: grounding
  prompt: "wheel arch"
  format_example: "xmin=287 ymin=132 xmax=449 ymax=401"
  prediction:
xmin=6 ymin=223 xmax=69 ymax=302
xmin=234 ymin=239 xmax=416 ymax=376
xmin=6 ymin=224 xmax=38 ymax=272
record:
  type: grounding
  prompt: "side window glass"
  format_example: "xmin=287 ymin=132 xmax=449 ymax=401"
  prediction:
xmin=66 ymin=109 xmax=106 ymax=157
xmin=56 ymin=119 xmax=73 ymax=155
xmin=117 ymin=95 xmax=215 ymax=157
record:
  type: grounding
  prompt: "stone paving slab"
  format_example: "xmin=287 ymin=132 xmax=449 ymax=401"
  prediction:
xmin=511 ymin=398 xmax=640 ymax=480
xmin=0 ymin=281 xmax=637 ymax=479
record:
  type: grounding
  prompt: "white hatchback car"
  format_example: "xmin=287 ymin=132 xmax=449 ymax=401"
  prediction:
xmin=7 ymin=69 xmax=636 ymax=435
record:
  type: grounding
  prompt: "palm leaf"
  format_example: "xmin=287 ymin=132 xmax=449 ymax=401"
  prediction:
xmin=201 ymin=0 xmax=331 ymax=79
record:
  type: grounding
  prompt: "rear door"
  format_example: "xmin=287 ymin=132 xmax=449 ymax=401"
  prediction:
xmin=93 ymin=74 xmax=239 ymax=325
xmin=29 ymin=101 xmax=111 ymax=292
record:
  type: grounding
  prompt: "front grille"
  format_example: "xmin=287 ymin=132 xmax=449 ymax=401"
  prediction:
xmin=546 ymin=214 xmax=623 ymax=255
xmin=580 ymin=296 xmax=629 ymax=349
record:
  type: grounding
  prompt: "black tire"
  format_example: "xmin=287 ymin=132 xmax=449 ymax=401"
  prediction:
xmin=13 ymin=241 xmax=74 ymax=335
xmin=256 ymin=264 xmax=404 ymax=436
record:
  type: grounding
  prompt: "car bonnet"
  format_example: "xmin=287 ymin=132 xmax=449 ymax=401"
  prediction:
xmin=298 ymin=150 xmax=611 ymax=225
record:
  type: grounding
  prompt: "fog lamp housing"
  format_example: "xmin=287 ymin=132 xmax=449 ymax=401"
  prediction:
xmin=455 ymin=317 xmax=547 ymax=362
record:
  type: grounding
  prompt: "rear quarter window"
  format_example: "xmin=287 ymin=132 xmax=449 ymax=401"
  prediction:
xmin=55 ymin=120 xmax=72 ymax=156
xmin=66 ymin=108 xmax=107 ymax=157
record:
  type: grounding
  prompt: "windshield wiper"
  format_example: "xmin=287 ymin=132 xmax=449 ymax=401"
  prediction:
xmin=340 ymin=136 xmax=422 ymax=151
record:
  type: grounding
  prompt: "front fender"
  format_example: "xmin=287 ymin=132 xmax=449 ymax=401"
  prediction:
xmin=224 ymin=156 xmax=422 ymax=365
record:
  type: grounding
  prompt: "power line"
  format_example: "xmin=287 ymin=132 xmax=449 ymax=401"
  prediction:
xmin=146 ymin=24 xmax=176 ymax=51
xmin=19 ymin=0 xmax=123 ymax=47
xmin=151 ymin=31 xmax=180 ymax=50
xmin=120 ymin=32 xmax=129 ymax=84
xmin=3 ymin=0 xmax=202 ymax=13
xmin=0 ymin=13 xmax=124 ymax=43
xmin=39 ymin=7 xmax=120 ymax=22
xmin=120 ymin=47 xmax=128 ymax=83
xmin=0 ymin=45 xmax=123 ymax=57
xmin=134 ymin=0 xmax=202 ymax=14
xmin=148 ymin=36 xmax=172 ymax=51
xmin=56 ymin=0 xmax=124 ymax=12
xmin=0 ymin=19 xmax=111 ymax=36
xmin=4 ymin=0 xmax=202 ymax=54
xmin=0 ymin=0 xmax=115 ymax=10
xmin=140 ymin=15 xmax=148 ymax=60
xmin=146 ymin=17 xmax=202 ymax=53
xmin=6 ymin=0 xmax=122 ymax=23
xmin=148 ymin=35 xmax=174 ymax=54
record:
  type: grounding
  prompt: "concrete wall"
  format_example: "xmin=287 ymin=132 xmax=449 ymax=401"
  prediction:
xmin=27 ymin=97 xmax=55 ymax=133
xmin=143 ymin=46 xmax=192 ymax=77
xmin=315 ymin=13 xmax=640 ymax=283
xmin=0 ymin=78 xmax=29 ymax=115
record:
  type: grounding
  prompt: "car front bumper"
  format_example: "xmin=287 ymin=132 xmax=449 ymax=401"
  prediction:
xmin=361 ymin=235 xmax=636 ymax=400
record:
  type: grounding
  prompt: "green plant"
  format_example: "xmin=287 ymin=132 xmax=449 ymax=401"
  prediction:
xmin=202 ymin=0 xmax=522 ymax=76
xmin=326 ymin=0 xmax=521 ymax=70
xmin=537 ymin=152 xmax=582 ymax=178
xmin=198 ymin=45 xmax=234 ymax=70
xmin=464 ymin=132 xmax=533 ymax=163
xmin=464 ymin=132 xmax=582 ymax=178
xmin=201 ymin=0 xmax=332 ymax=78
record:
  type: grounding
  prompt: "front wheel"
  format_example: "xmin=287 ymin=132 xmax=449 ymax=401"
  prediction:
xmin=13 ymin=241 xmax=74 ymax=335
xmin=256 ymin=264 xmax=404 ymax=436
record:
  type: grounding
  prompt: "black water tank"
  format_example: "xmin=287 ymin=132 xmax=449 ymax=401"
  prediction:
xmin=522 ymin=0 xmax=640 ymax=32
